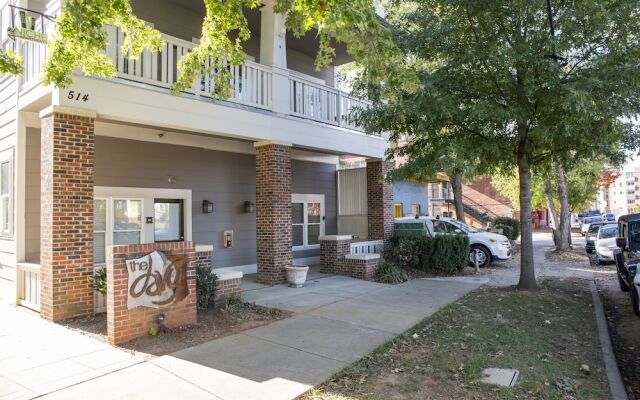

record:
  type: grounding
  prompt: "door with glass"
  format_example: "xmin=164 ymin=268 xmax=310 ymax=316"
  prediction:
xmin=154 ymin=199 xmax=184 ymax=242
xmin=292 ymin=194 xmax=325 ymax=249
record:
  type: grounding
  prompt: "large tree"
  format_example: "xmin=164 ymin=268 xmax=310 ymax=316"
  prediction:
xmin=360 ymin=0 xmax=640 ymax=289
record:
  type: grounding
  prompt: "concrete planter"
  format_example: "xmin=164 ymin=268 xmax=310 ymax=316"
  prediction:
xmin=285 ymin=265 xmax=309 ymax=288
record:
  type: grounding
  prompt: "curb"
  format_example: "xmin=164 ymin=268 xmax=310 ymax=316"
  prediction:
xmin=590 ymin=280 xmax=629 ymax=400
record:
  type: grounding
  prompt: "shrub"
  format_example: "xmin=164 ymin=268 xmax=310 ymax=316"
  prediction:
xmin=374 ymin=260 xmax=409 ymax=284
xmin=390 ymin=233 xmax=470 ymax=275
xmin=493 ymin=216 xmax=520 ymax=240
xmin=196 ymin=266 xmax=218 ymax=309
xmin=92 ymin=267 xmax=107 ymax=295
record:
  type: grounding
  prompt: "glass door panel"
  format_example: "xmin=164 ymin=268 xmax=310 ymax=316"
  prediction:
xmin=154 ymin=199 xmax=184 ymax=242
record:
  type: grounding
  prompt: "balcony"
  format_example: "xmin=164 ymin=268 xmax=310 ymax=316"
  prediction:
xmin=12 ymin=17 xmax=370 ymax=132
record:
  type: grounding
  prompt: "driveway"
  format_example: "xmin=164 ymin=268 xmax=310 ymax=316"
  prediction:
xmin=1 ymin=272 xmax=484 ymax=400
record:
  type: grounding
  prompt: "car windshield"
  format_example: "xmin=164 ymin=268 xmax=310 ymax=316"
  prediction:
xmin=447 ymin=220 xmax=478 ymax=233
xmin=599 ymin=225 xmax=618 ymax=239
xmin=588 ymin=224 xmax=601 ymax=234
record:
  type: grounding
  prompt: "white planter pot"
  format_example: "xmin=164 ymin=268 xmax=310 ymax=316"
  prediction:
xmin=285 ymin=265 xmax=309 ymax=288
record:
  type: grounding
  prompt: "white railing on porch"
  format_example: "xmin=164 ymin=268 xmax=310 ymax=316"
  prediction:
xmin=16 ymin=262 xmax=40 ymax=311
xmin=105 ymin=26 xmax=273 ymax=110
xmin=289 ymin=76 xmax=369 ymax=130
xmin=350 ymin=239 xmax=384 ymax=255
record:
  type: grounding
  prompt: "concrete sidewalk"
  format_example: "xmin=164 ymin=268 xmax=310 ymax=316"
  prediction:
xmin=2 ymin=274 xmax=482 ymax=400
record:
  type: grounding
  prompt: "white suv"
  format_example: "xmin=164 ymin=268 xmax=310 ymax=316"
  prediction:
xmin=396 ymin=216 xmax=512 ymax=268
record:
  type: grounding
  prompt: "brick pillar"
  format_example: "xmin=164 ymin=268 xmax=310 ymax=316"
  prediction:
xmin=319 ymin=235 xmax=352 ymax=274
xmin=366 ymin=159 xmax=394 ymax=248
xmin=255 ymin=141 xmax=292 ymax=285
xmin=40 ymin=107 xmax=96 ymax=322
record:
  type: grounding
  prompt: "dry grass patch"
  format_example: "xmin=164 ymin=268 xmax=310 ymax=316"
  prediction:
xmin=303 ymin=279 xmax=610 ymax=400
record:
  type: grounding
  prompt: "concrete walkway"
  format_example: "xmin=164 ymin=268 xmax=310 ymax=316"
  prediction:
xmin=1 ymin=273 xmax=483 ymax=400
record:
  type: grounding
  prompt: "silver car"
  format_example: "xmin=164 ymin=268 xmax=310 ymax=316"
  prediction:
xmin=595 ymin=224 xmax=619 ymax=265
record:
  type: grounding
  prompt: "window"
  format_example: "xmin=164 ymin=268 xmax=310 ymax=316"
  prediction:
xmin=292 ymin=194 xmax=325 ymax=249
xmin=433 ymin=220 xmax=455 ymax=234
xmin=0 ymin=152 xmax=12 ymax=237
xmin=93 ymin=198 xmax=143 ymax=264
xmin=394 ymin=203 xmax=403 ymax=218
xmin=94 ymin=199 xmax=107 ymax=264
xmin=411 ymin=204 xmax=421 ymax=216
xmin=113 ymin=199 xmax=142 ymax=245
xmin=154 ymin=199 xmax=184 ymax=242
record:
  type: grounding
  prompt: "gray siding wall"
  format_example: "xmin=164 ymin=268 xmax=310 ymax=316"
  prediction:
xmin=95 ymin=136 xmax=336 ymax=267
xmin=25 ymin=128 xmax=41 ymax=263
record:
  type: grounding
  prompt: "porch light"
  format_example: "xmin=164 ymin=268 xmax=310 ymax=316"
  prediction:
xmin=202 ymin=200 xmax=214 ymax=214
xmin=244 ymin=201 xmax=255 ymax=213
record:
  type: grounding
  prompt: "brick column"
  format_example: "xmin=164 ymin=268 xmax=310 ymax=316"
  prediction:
xmin=319 ymin=235 xmax=352 ymax=274
xmin=366 ymin=159 xmax=394 ymax=248
xmin=40 ymin=107 xmax=96 ymax=322
xmin=255 ymin=141 xmax=292 ymax=285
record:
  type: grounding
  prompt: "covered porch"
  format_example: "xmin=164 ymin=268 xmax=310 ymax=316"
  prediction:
xmin=16 ymin=107 xmax=394 ymax=321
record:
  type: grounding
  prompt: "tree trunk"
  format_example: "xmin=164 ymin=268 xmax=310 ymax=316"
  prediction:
xmin=452 ymin=173 xmax=465 ymax=222
xmin=543 ymin=178 xmax=561 ymax=247
xmin=517 ymin=147 xmax=538 ymax=290
xmin=554 ymin=159 xmax=571 ymax=251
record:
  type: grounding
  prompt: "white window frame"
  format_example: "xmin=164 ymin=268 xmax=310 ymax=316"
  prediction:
xmin=93 ymin=187 xmax=193 ymax=266
xmin=111 ymin=197 xmax=144 ymax=246
xmin=93 ymin=197 xmax=144 ymax=266
xmin=292 ymin=193 xmax=325 ymax=250
xmin=0 ymin=148 xmax=13 ymax=238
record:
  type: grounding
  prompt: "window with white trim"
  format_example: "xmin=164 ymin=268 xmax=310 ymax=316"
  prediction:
xmin=0 ymin=150 xmax=13 ymax=237
xmin=93 ymin=198 xmax=143 ymax=264
xmin=292 ymin=194 xmax=325 ymax=249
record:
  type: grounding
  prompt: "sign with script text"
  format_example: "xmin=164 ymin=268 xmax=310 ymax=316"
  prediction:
xmin=126 ymin=251 xmax=189 ymax=309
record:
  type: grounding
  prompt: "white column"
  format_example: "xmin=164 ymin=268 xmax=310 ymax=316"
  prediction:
xmin=260 ymin=1 xmax=290 ymax=114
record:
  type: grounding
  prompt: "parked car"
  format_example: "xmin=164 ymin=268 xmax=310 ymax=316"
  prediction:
xmin=581 ymin=216 xmax=603 ymax=235
xmin=595 ymin=224 xmax=619 ymax=264
xmin=613 ymin=213 xmax=640 ymax=316
xmin=585 ymin=221 xmax=616 ymax=253
xmin=571 ymin=213 xmax=581 ymax=230
xmin=605 ymin=212 xmax=616 ymax=222
xmin=395 ymin=216 xmax=512 ymax=268
xmin=580 ymin=209 xmax=602 ymax=221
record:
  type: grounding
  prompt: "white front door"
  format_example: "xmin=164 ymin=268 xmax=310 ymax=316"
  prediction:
xmin=292 ymin=194 xmax=325 ymax=250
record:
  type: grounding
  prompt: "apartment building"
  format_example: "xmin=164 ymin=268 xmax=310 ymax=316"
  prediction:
xmin=600 ymin=167 xmax=640 ymax=216
xmin=0 ymin=0 xmax=393 ymax=321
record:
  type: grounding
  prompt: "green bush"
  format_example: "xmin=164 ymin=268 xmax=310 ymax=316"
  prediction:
xmin=92 ymin=267 xmax=107 ymax=295
xmin=196 ymin=266 xmax=218 ymax=309
xmin=374 ymin=260 xmax=409 ymax=284
xmin=493 ymin=216 xmax=520 ymax=240
xmin=390 ymin=234 xmax=470 ymax=275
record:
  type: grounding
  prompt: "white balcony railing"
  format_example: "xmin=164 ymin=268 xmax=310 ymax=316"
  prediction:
xmin=13 ymin=19 xmax=369 ymax=131
xmin=289 ymin=76 xmax=369 ymax=129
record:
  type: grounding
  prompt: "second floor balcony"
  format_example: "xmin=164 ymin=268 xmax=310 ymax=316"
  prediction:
xmin=5 ymin=0 xmax=371 ymax=133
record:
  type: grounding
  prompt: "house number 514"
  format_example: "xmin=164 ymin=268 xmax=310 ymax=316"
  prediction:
xmin=67 ymin=91 xmax=89 ymax=102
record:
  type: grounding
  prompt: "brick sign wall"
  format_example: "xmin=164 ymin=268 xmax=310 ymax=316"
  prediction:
xmin=106 ymin=241 xmax=197 ymax=344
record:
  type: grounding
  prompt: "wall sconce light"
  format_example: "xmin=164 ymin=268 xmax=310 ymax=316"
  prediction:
xmin=202 ymin=200 xmax=214 ymax=214
xmin=244 ymin=201 xmax=255 ymax=213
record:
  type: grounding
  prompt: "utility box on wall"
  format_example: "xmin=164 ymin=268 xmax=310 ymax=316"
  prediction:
xmin=223 ymin=230 xmax=234 ymax=248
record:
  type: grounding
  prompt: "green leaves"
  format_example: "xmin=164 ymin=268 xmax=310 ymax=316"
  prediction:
xmin=43 ymin=0 xmax=162 ymax=88
xmin=171 ymin=0 xmax=259 ymax=98
xmin=0 ymin=50 xmax=23 ymax=75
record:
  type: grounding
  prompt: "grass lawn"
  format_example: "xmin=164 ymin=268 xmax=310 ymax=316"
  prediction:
xmin=303 ymin=279 xmax=611 ymax=400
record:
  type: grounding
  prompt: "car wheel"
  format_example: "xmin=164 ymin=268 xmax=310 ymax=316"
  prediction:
xmin=614 ymin=250 xmax=630 ymax=292
xmin=631 ymin=283 xmax=640 ymax=317
xmin=469 ymin=245 xmax=491 ymax=268
xmin=586 ymin=248 xmax=592 ymax=254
